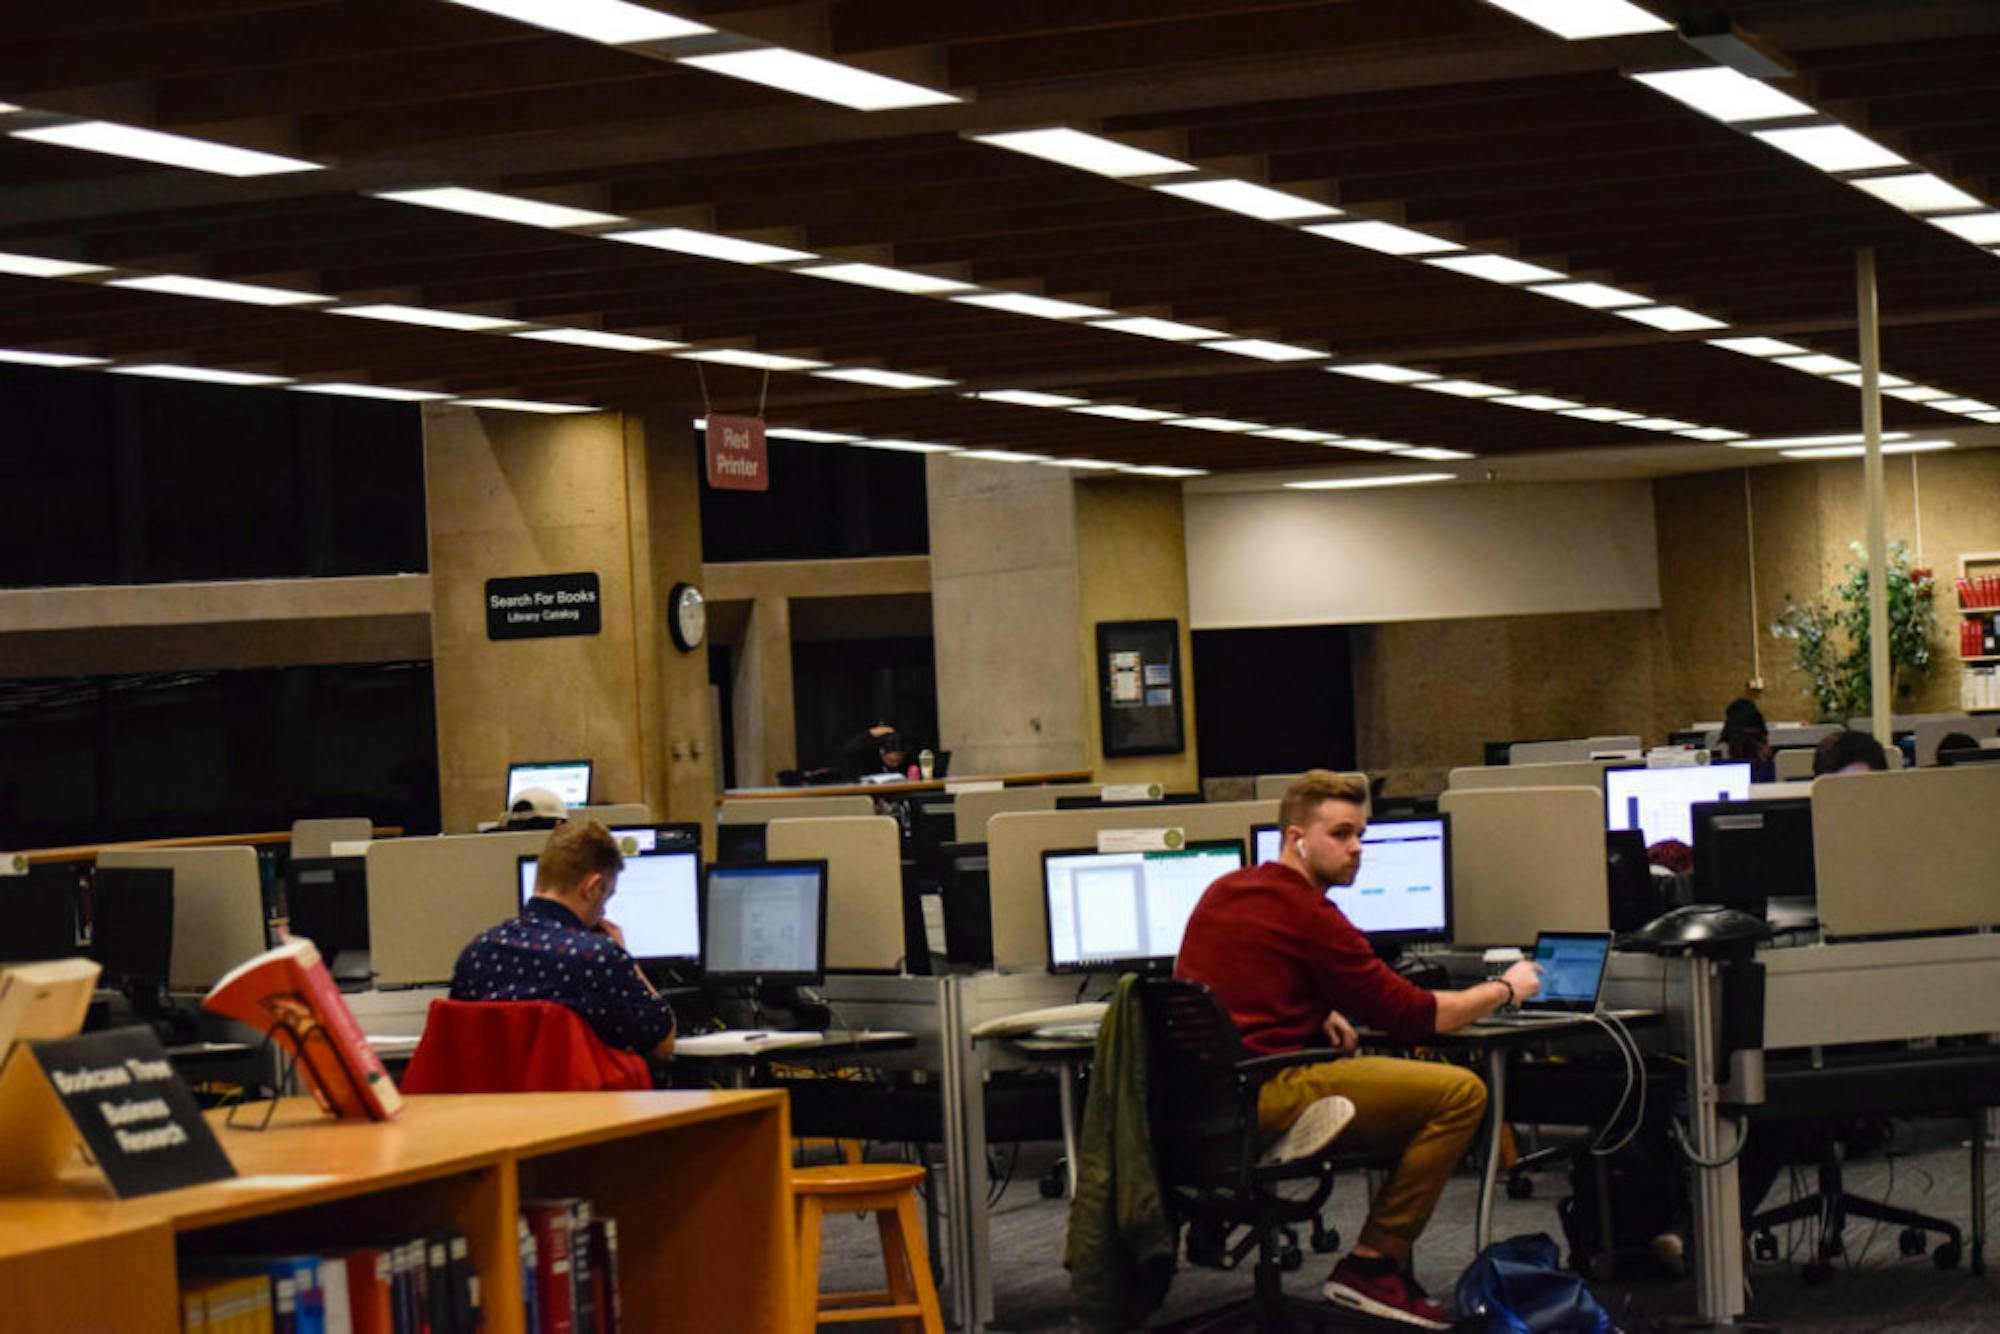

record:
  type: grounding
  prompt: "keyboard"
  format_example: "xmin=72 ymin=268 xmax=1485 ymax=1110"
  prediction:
xmin=1477 ymin=1010 xmax=1595 ymax=1027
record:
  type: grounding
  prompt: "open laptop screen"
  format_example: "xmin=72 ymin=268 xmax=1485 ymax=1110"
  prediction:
xmin=1527 ymin=932 xmax=1612 ymax=1011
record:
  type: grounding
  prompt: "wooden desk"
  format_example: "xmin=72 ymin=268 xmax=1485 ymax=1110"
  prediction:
xmin=0 ymin=1091 xmax=792 ymax=1332
xmin=721 ymin=770 xmax=1092 ymax=800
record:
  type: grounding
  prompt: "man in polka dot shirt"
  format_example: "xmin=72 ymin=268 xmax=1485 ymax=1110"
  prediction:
xmin=450 ymin=820 xmax=677 ymax=1060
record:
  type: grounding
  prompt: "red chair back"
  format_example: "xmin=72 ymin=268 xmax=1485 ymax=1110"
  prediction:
xmin=401 ymin=999 xmax=651 ymax=1093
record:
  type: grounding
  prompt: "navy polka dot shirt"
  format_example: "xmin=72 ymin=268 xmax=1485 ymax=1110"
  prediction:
xmin=450 ymin=897 xmax=676 ymax=1055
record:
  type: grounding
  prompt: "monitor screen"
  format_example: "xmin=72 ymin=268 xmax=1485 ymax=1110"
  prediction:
xmin=1336 ymin=814 xmax=1452 ymax=945
xmin=1605 ymin=763 xmax=1752 ymax=847
xmin=1531 ymin=932 xmax=1612 ymax=1007
xmin=1691 ymin=798 xmax=1814 ymax=917
xmin=1252 ymin=824 xmax=1281 ymax=865
xmin=518 ymin=850 xmax=701 ymax=966
xmin=90 ymin=867 xmax=175 ymax=985
xmin=0 ymin=868 xmax=80 ymax=965
xmin=607 ymin=823 xmax=701 ymax=856
xmin=702 ymin=861 xmax=827 ymax=984
xmin=507 ymin=760 xmax=593 ymax=808
xmin=287 ymin=857 xmax=370 ymax=957
xmin=1042 ymin=841 xmax=1245 ymax=973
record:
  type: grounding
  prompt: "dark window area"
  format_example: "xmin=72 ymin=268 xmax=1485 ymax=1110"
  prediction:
xmin=698 ymin=430 xmax=928 ymax=562
xmin=791 ymin=638 xmax=939 ymax=775
xmin=0 ymin=365 xmax=427 ymax=588
xmin=0 ymin=662 xmax=440 ymax=849
xmin=1192 ymin=626 xmax=1357 ymax=777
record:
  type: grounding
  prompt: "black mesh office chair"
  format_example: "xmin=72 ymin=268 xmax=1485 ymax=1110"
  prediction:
xmin=1136 ymin=977 xmax=1376 ymax=1332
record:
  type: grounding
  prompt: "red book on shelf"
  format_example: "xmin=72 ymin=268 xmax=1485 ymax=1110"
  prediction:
xmin=203 ymin=939 xmax=404 ymax=1121
xmin=523 ymin=1203 xmax=578 ymax=1334
xmin=341 ymin=1248 xmax=395 ymax=1334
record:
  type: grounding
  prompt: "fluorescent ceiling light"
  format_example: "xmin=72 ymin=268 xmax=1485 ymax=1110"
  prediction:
xmin=1753 ymin=124 xmax=1906 ymax=174
xmin=798 ymin=262 xmax=971 ymax=295
xmin=608 ymin=227 xmax=813 ymax=264
xmin=956 ymin=448 xmax=1047 ymax=463
xmin=1123 ymin=465 xmax=1206 ymax=477
xmin=1395 ymin=447 xmax=1476 ymax=461
xmin=1251 ymin=427 xmax=1343 ymax=443
xmin=970 ymin=128 xmax=1190 ymax=179
xmin=953 ymin=291 xmax=1110 ymax=320
xmin=1070 ymin=403 xmax=1180 ymax=422
xmin=334 ymin=304 xmax=522 ymax=332
xmin=1677 ymin=426 xmax=1750 ymax=442
xmin=1153 ymin=178 xmax=1336 ymax=221
xmin=1415 ymin=378 xmax=1509 ymax=398
xmin=1781 ymin=440 xmax=1954 ymax=459
xmin=1970 ymin=411 xmax=2000 ymax=424
xmin=1089 ymin=315 xmax=1228 ymax=341
xmin=0 ymin=103 xmax=18 ymax=114
xmin=1560 ymin=406 xmax=1642 ymax=423
xmin=443 ymin=0 xmax=711 ymax=43
xmin=1849 ymin=173 xmax=1983 ymax=214
xmin=1726 ymin=431 xmax=1912 ymax=450
xmin=287 ymin=383 xmax=452 ymax=402
xmin=1708 ymin=336 xmax=1805 ymax=357
xmin=680 ymin=48 xmax=959 ymax=112
xmin=107 ymin=363 xmax=292 ymax=386
xmin=11 ymin=121 xmax=322 ymax=176
xmin=974 ymin=389 xmax=1089 ymax=408
xmin=1933 ymin=398 xmax=1999 ymax=414
xmin=1287 ymin=472 xmax=1454 ymax=490
xmin=1304 ymin=219 xmax=1462 ymax=256
xmin=1202 ymin=338 xmax=1323 ymax=362
xmin=1616 ymin=305 xmax=1729 ymax=332
xmin=1624 ymin=417 xmax=1698 ymax=431
xmin=1167 ymin=416 xmax=1263 ymax=433
xmin=1773 ymin=353 xmax=1859 ymax=375
xmin=109 ymin=273 xmax=329 ymax=307
xmin=1424 ymin=253 xmax=1564 ymax=284
xmin=457 ymin=397 xmax=599 ymax=414
xmin=1328 ymin=438 xmax=1412 ymax=454
xmin=812 ymin=367 xmax=955 ymax=390
xmin=1931 ymin=213 xmax=2000 ymax=245
xmin=514 ymin=328 xmax=686 ymax=353
xmin=852 ymin=438 xmax=960 ymax=454
xmin=1829 ymin=371 xmax=1911 ymax=389
xmin=0 ymin=251 xmax=108 ymax=279
xmin=676 ymin=348 xmax=828 ymax=371
xmin=1886 ymin=384 xmax=1951 ymax=402
xmin=0 ymin=348 xmax=106 ymax=368
xmin=374 ymin=186 xmax=623 ymax=230
xmin=1631 ymin=67 xmax=1815 ymax=123
xmin=1530 ymin=280 xmax=1649 ymax=309
xmin=1328 ymin=363 xmax=1438 ymax=384
xmin=1041 ymin=457 xmax=1124 ymax=470
xmin=1496 ymin=394 xmax=1581 ymax=412
xmin=1482 ymin=0 xmax=1672 ymax=40
xmin=765 ymin=427 xmax=862 ymax=443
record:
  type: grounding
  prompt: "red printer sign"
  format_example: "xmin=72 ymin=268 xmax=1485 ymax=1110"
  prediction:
xmin=705 ymin=414 xmax=769 ymax=491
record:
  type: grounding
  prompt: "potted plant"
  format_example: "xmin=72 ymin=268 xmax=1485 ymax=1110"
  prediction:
xmin=1771 ymin=541 xmax=1938 ymax=722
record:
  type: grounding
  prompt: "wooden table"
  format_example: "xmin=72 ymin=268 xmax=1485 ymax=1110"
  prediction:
xmin=0 ymin=1091 xmax=792 ymax=1332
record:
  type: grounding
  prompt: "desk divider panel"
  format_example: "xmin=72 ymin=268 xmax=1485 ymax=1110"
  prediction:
xmin=718 ymin=794 xmax=873 ymax=824
xmin=1252 ymin=771 xmax=1369 ymax=802
xmin=569 ymin=802 xmax=652 ymax=826
xmin=290 ymin=817 xmax=372 ymax=860
xmin=950 ymin=784 xmax=1099 ymax=844
xmin=1436 ymin=786 xmax=1607 ymax=946
xmin=97 ymin=846 xmax=266 ymax=992
xmin=764 ymin=815 xmax=905 ymax=972
xmin=365 ymin=830 xmax=547 ymax=987
xmin=987 ymin=799 xmax=1277 ymax=971
xmin=1913 ymin=715 xmax=2000 ymax=767
xmin=1813 ymin=766 xmax=2000 ymax=937
xmin=1774 ymin=749 xmax=1814 ymax=781
xmin=1448 ymin=759 xmax=1613 ymax=792
xmin=1508 ymin=736 xmax=1640 ymax=765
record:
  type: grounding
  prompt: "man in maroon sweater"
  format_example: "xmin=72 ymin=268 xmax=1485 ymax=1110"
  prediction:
xmin=1177 ymin=770 xmax=1542 ymax=1329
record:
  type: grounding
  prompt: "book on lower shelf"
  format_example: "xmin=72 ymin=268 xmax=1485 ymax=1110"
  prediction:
xmin=179 ymin=1229 xmax=482 ymax=1334
xmin=1965 ymin=665 xmax=2000 ymax=711
xmin=202 ymin=939 xmax=403 ymax=1121
xmin=521 ymin=1198 xmax=623 ymax=1334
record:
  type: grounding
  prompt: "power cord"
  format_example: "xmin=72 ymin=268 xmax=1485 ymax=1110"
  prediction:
xmin=1581 ymin=1010 xmax=1649 ymax=1157
xmin=1671 ymin=1113 xmax=1751 ymax=1168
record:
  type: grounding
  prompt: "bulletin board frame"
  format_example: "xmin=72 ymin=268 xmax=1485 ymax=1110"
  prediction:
xmin=1095 ymin=618 xmax=1185 ymax=758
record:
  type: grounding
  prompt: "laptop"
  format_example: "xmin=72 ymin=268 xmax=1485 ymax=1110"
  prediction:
xmin=1480 ymin=931 xmax=1614 ymax=1026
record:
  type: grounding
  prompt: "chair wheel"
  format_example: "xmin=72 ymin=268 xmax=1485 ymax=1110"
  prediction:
xmin=1311 ymin=1224 xmax=1341 ymax=1255
xmin=1506 ymin=1174 xmax=1534 ymax=1200
xmin=1038 ymin=1165 xmax=1065 ymax=1199
xmin=1935 ymin=1240 xmax=1963 ymax=1270
xmin=1899 ymin=1228 xmax=1927 ymax=1257
xmin=1279 ymin=1244 xmax=1304 ymax=1272
xmin=1751 ymin=1232 xmax=1779 ymax=1263
xmin=1802 ymin=1261 xmax=1835 ymax=1286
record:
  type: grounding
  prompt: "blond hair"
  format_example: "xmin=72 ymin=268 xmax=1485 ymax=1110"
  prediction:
xmin=1277 ymin=769 xmax=1368 ymax=834
xmin=534 ymin=819 xmax=624 ymax=895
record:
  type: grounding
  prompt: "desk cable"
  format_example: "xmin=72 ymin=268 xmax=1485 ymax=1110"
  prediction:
xmin=1580 ymin=1010 xmax=1648 ymax=1158
xmin=1669 ymin=1111 xmax=1750 ymax=1168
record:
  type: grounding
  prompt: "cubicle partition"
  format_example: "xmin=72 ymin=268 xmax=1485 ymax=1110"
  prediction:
xmin=568 ymin=802 xmax=652 ymax=826
xmin=97 ymin=846 xmax=267 ymax=991
xmin=1813 ymin=765 xmax=2000 ymax=938
xmin=1507 ymin=735 xmax=1640 ymax=765
xmin=1913 ymin=715 xmax=2000 ymax=767
xmin=1447 ymin=759 xmax=1615 ymax=793
xmin=365 ymin=830 xmax=546 ymax=987
xmin=950 ymin=784 xmax=1099 ymax=845
xmin=717 ymin=794 xmax=874 ymax=824
xmin=290 ymin=817 xmax=372 ymax=860
xmin=986 ymin=799 xmax=1277 ymax=971
xmin=1251 ymin=770 xmax=1369 ymax=802
xmin=1435 ymin=786 xmax=1608 ymax=946
xmin=764 ymin=815 xmax=906 ymax=972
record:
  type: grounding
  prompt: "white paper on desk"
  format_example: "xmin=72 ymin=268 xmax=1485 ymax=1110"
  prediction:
xmin=674 ymin=1031 xmax=821 ymax=1056
xmin=1097 ymin=827 xmax=1181 ymax=853
xmin=944 ymin=779 xmax=1002 ymax=794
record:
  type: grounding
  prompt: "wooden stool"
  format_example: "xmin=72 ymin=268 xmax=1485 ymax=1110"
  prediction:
xmin=793 ymin=1162 xmax=944 ymax=1333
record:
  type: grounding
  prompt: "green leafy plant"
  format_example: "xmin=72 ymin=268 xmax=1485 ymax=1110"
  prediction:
xmin=1771 ymin=541 xmax=1938 ymax=721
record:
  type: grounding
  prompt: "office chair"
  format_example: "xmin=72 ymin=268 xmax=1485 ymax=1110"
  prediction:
xmin=401 ymin=999 xmax=651 ymax=1093
xmin=1136 ymin=977 xmax=1373 ymax=1332
xmin=1745 ymin=1118 xmax=1964 ymax=1283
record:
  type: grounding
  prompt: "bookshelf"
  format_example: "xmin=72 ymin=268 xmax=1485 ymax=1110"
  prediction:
xmin=0 ymin=1091 xmax=793 ymax=1332
xmin=1958 ymin=552 xmax=2000 ymax=713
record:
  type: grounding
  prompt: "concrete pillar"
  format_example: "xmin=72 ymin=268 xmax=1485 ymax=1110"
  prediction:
xmin=729 ymin=594 xmax=795 ymax=787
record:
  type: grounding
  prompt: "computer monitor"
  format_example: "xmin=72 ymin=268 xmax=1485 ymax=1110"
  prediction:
xmin=1691 ymin=798 xmax=1815 ymax=919
xmin=517 ymin=850 xmax=701 ymax=967
xmin=1337 ymin=814 xmax=1452 ymax=947
xmin=89 ymin=867 xmax=174 ymax=992
xmin=1938 ymin=746 xmax=2000 ymax=767
xmin=0 ymin=867 xmax=80 ymax=965
xmin=702 ymin=860 xmax=828 ymax=986
xmin=1604 ymin=763 xmax=1752 ymax=848
xmin=1042 ymin=840 xmax=1245 ymax=974
xmin=286 ymin=857 xmax=371 ymax=959
xmin=607 ymin=823 xmax=701 ymax=856
xmin=1252 ymin=823 xmax=1281 ymax=864
xmin=506 ymin=760 xmax=593 ymax=808
xmin=1604 ymin=830 xmax=1658 ymax=934
xmin=939 ymin=843 xmax=993 ymax=968
xmin=1053 ymin=793 xmax=1203 ymax=811
xmin=714 ymin=822 xmax=767 ymax=866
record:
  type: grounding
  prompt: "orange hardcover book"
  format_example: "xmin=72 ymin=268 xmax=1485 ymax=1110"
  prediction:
xmin=204 ymin=939 xmax=403 ymax=1121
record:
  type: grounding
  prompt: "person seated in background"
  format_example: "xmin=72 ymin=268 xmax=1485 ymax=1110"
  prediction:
xmin=497 ymin=785 xmax=568 ymax=831
xmin=835 ymin=722 xmax=908 ymax=780
xmin=1176 ymin=769 xmax=1543 ymax=1330
xmin=450 ymin=820 xmax=676 ymax=1061
xmin=1717 ymin=697 xmax=1775 ymax=781
xmin=1813 ymin=729 xmax=1889 ymax=776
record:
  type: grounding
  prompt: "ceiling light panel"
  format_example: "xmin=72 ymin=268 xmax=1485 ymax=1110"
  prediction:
xmin=798 ymin=262 xmax=971 ymax=295
xmin=853 ymin=438 xmax=961 ymax=453
xmin=679 ymin=48 xmax=959 ymax=112
xmin=1753 ymin=124 xmax=1906 ymax=174
xmin=1631 ymin=67 xmax=1815 ymax=123
xmin=1676 ymin=426 xmax=1749 ymax=441
xmin=1781 ymin=440 xmax=1954 ymax=459
xmin=1152 ymin=178 xmax=1336 ymax=221
xmin=1560 ymin=406 xmax=1642 ymax=423
xmin=1708 ymin=336 xmax=1806 ymax=357
xmin=1328 ymin=363 xmax=1438 ymax=384
xmin=608 ymin=227 xmax=813 ymax=264
xmin=444 ymin=0 xmax=711 ymax=43
xmin=765 ymin=427 xmax=862 ymax=443
xmin=1202 ymin=338 xmax=1323 ymax=362
xmin=969 ymin=128 xmax=1191 ymax=179
xmin=1327 ymin=438 xmax=1413 ymax=454
xmin=1933 ymin=398 xmax=1998 ymax=414
xmin=1931 ymin=213 xmax=2000 ymax=245
xmin=1415 ymin=378 xmax=1509 ymax=398
xmin=288 ymin=383 xmax=452 ymax=402
xmin=1287 ymin=472 xmax=1454 ymax=490
xmin=1166 ymin=416 xmax=1263 ymax=433
xmin=1726 ymin=431 xmax=1911 ymax=450
xmin=1070 ymin=403 xmax=1181 ymax=422
xmin=1424 ymin=253 xmax=1564 ymax=284
xmin=457 ymin=397 xmax=599 ymax=413
xmin=1305 ymin=219 xmax=1463 ymax=256
xmin=1395 ymin=447 xmax=1477 ymax=460
xmin=374 ymin=186 xmax=624 ymax=229
xmin=1849 ymin=173 xmax=1983 ymax=214
xmin=109 ymin=274 xmax=329 ymax=306
xmin=10 ymin=121 xmax=323 ymax=176
xmin=1482 ymin=0 xmax=1672 ymax=40
xmin=811 ymin=367 xmax=955 ymax=389
xmin=1530 ymin=280 xmax=1650 ymax=309
xmin=1496 ymin=394 xmax=1581 ymax=411
xmin=1773 ymin=353 xmax=1859 ymax=375
xmin=1616 ymin=305 xmax=1729 ymax=332
xmin=676 ymin=348 xmax=829 ymax=372
xmin=953 ymin=292 xmax=1111 ymax=320
xmin=974 ymin=390 xmax=1089 ymax=408
xmin=1624 ymin=417 xmax=1698 ymax=431
xmin=514 ymin=328 xmax=687 ymax=353
xmin=1041 ymin=457 xmax=1125 ymax=470
xmin=0 ymin=348 xmax=106 ymax=367
xmin=108 ymin=364 xmax=293 ymax=386
xmin=333 ymin=304 xmax=522 ymax=332
xmin=1123 ymin=465 xmax=1207 ymax=477
xmin=1089 ymin=315 xmax=1228 ymax=341
xmin=956 ymin=448 xmax=1048 ymax=462
xmin=1885 ymin=385 xmax=1951 ymax=402
xmin=1251 ymin=427 xmax=1343 ymax=443
xmin=1829 ymin=371 xmax=1911 ymax=388
xmin=0 ymin=251 xmax=108 ymax=279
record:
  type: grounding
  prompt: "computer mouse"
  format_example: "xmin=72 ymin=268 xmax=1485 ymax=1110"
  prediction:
xmin=1622 ymin=905 xmax=1771 ymax=953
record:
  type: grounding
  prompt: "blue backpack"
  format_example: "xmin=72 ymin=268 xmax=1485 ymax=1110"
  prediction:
xmin=1454 ymin=1234 xmax=1615 ymax=1334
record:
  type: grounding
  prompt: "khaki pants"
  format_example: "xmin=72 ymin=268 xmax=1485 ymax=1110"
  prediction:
xmin=1258 ymin=1056 xmax=1487 ymax=1265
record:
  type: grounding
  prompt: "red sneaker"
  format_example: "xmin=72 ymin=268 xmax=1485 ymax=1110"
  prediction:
xmin=1323 ymin=1256 xmax=1451 ymax=1330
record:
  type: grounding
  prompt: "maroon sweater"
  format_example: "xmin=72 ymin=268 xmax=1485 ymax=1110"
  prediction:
xmin=1175 ymin=860 xmax=1438 ymax=1054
